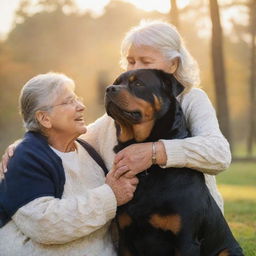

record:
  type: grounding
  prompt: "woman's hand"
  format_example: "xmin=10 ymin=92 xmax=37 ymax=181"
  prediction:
xmin=0 ymin=140 xmax=20 ymax=177
xmin=106 ymin=169 xmax=139 ymax=206
xmin=113 ymin=141 xmax=167 ymax=179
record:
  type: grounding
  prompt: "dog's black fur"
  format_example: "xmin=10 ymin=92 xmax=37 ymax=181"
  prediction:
xmin=105 ymin=69 xmax=243 ymax=256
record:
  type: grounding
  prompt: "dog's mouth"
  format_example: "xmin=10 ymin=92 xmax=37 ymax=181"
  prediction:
xmin=106 ymin=100 xmax=142 ymax=125
xmin=122 ymin=109 xmax=141 ymax=121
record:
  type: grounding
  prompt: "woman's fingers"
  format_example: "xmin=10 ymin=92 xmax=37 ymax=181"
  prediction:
xmin=130 ymin=177 xmax=139 ymax=186
xmin=114 ymin=151 xmax=124 ymax=165
xmin=6 ymin=145 xmax=15 ymax=158
xmin=1 ymin=153 xmax=9 ymax=175
xmin=114 ymin=143 xmax=153 ymax=177
xmin=0 ymin=143 xmax=17 ymax=175
xmin=114 ymin=165 xmax=130 ymax=179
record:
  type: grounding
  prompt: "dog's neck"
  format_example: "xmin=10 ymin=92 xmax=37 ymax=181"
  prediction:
xmin=114 ymin=100 xmax=190 ymax=153
xmin=116 ymin=120 xmax=155 ymax=143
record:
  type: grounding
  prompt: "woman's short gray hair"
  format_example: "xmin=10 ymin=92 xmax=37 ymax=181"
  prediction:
xmin=19 ymin=72 xmax=75 ymax=132
xmin=120 ymin=20 xmax=200 ymax=90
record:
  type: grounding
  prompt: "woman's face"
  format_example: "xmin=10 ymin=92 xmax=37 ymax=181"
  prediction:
xmin=44 ymin=83 xmax=87 ymax=138
xmin=126 ymin=45 xmax=178 ymax=74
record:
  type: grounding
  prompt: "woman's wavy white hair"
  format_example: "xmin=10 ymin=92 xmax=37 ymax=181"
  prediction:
xmin=20 ymin=72 xmax=75 ymax=132
xmin=120 ymin=20 xmax=200 ymax=91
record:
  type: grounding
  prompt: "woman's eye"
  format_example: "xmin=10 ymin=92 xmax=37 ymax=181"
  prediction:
xmin=66 ymin=97 xmax=76 ymax=105
xmin=62 ymin=100 xmax=70 ymax=105
xmin=127 ymin=60 xmax=135 ymax=65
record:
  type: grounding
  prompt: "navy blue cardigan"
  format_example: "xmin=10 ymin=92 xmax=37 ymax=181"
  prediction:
xmin=0 ymin=131 xmax=66 ymax=227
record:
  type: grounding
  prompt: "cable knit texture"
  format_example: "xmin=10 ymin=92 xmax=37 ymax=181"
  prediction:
xmin=82 ymin=88 xmax=231 ymax=213
xmin=0 ymin=142 xmax=117 ymax=256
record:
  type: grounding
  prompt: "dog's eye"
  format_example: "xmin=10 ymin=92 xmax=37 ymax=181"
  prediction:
xmin=135 ymin=82 xmax=143 ymax=87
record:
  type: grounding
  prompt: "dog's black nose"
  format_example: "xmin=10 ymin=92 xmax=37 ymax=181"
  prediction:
xmin=106 ymin=85 xmax=117 ymax=93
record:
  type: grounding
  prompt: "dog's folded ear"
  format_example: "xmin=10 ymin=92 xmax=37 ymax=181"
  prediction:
xmin=155 ymin=69 xmax=184 ymax=97
xmin=169 ymin=75 xmax=184 ymax=97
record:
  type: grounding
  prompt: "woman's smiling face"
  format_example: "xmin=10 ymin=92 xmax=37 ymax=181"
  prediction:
xmin=44 ymin=83 xmax=87 ymax=138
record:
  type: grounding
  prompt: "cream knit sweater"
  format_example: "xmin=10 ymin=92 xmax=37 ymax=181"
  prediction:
xmin=0 ymin=142 xmax=117 ymax=256
xmin=83 ymin=88 xmax=231 ymax=213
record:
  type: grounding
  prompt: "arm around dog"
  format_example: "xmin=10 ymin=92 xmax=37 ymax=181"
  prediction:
xmin=160 ymin=88 xmax=231 ymax=174
xmin=114 ymin=88 xmax=231 ymax=176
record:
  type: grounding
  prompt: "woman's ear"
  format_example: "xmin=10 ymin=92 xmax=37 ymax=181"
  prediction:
xmin=35 ymin=110 xmax=52 ymax=129
xmin=169 ymin=58 xmax=179 ymax=74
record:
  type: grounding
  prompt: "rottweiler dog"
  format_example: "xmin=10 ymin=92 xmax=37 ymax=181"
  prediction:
xmin=105 ymin=69 xmax=243 ymax=256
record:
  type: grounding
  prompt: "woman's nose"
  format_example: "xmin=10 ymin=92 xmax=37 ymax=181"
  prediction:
xmin=77 ymin=101 xmax=85 ymax=111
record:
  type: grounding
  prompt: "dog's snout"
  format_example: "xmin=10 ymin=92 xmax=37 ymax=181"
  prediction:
xmin=106 ymin=85 xmax=117 ymax=94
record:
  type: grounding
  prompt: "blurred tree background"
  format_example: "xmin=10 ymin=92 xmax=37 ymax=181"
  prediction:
xmin=0 ymin=0 xmax=255 ymax=158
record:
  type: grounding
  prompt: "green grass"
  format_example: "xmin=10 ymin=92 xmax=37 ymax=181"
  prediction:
xmin=217 ymin=162 xmax=256 ymax=255
xmin=232 ymin=143 xmax=256 ymax=158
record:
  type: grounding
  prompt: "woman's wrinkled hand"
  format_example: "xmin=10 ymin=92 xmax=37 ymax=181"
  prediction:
xmin=106 ymin=169 xmax=139 ymax=206
xmin=0 ymin=141 xmax=20 ymax=178
xmin=113 ymin=142 xmax=153 ymax=179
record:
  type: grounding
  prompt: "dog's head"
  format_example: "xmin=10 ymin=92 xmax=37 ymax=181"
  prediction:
xmin=105 ymin=69 xmax=184 ymax=142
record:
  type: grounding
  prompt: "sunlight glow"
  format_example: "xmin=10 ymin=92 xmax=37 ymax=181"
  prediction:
xmin=75 ymin=0 xmax=191 ymax=14
xmin=75 ymin=0 xmax=110 ymax=15
xmin=123 ymin=0 xmax=170 ymax=13
xmin=0 ymin=0 xmax=249 ymax=39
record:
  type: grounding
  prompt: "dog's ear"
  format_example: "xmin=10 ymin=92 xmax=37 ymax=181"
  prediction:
xmin=156 ymin=70 xmax=184 ymax=97
xmin=169 ymin=75 xmax=184 ymax=97
xmin=112 ymin=77 xmax=120 ymax=85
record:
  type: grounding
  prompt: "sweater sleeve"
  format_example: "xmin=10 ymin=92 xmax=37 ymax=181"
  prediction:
xmin=79 ymin=114 xmax=112 ymax=153
xmin=160 ymin=88 xmax=231 ymax=175
xmin=12 ymin=184 xmax=117 ymax=245
xmin=79 ymin=114 xmax=117 ymax=171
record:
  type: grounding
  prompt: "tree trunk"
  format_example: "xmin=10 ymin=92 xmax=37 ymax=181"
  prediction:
xmin=170 ymin=0 xmax=179 ymax=29
xmin=247 ymin=0 xmax=256 ymax=156
xmin=209 ymin=0 xmax=232 ymax=149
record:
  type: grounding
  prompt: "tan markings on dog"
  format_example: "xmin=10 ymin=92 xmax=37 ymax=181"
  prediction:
xmin=130 ymin=97 xmax=156 ymax=141
xmin=175 ymin=249 xmax=181 ymax=256
xmin=118 ymin=213 xmax=132 ymax=229
xmin=133 ymin=121 xmax=155 ymax=142
xmin=143 ymin=101 xmax=154 ymax=120
xmin=128 ymin=75 xmax=136 ymax=82
xmin=113 ymin=89 xmax=159 ymax=141
xmin=218 ymin=249 xmax=230 ymax=256
xmin=122 ymin=249 xmax=133 ymax=256
xmin=149 ymin=214 xmax=182 ymax=234
xmin=117 ymin=122 xmax=134 ymax=142
xmin=116 ymin=90 xmax=154 ymax=121
xmin=153 ymin=94 xmax=162 ymax=112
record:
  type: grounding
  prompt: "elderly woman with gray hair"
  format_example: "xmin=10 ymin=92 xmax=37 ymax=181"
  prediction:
xmin=84 ymin=20 xmax=231 ymax=213
xmin=0 ymin=72 xmax=138 ymax=256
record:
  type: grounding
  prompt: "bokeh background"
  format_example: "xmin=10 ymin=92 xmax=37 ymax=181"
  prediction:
xmin=0 ymin=0 xmax=255 ymax=254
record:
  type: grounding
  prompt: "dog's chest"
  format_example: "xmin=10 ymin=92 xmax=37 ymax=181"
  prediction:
xmin=117 ymin=165 xmax=205 ymax=220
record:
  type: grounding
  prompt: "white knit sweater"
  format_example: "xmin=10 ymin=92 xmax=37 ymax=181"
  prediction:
xmin=0 ymin=142 xmax=117 ymax=256
xmin=82 ymin=88 xmax=231 ymax=213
